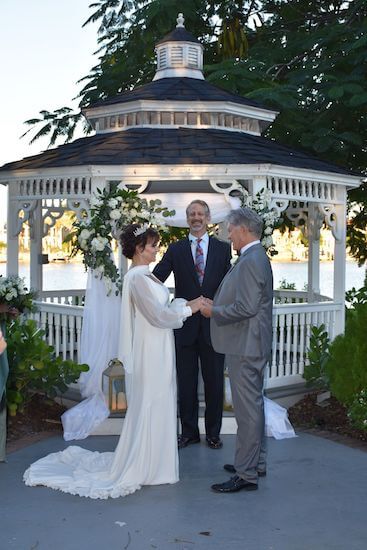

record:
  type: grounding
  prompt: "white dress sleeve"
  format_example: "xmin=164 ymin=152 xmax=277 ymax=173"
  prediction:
xmin=130 ymin=273 xmax=192 ymax=329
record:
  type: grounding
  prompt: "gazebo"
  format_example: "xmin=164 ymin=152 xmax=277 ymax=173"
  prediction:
xmin=0 ymin=14 xmax=362 ymax=395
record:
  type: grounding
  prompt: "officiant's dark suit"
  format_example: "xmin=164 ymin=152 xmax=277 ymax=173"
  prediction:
xmin=153 ymin=200 xmax=231 ymax=448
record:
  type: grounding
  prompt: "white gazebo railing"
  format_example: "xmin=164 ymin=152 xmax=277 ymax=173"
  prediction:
xmin=28 ymin=291 xmax=343 ymax=390
xmin=269 ymin=300 xmax=341 ymax=389
xmin=39 ymin=289 xmax=86 ymax=306
xmin=28 ymin=302 xmax=84 ymax=363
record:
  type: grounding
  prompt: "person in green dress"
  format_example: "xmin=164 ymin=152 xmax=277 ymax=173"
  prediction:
xmin=0 ymin=304 xmax=17 ymax=462
xmin=0 ymin=322 xmax=8 ymax=462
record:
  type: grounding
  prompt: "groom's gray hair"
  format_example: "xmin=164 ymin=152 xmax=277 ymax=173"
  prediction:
xmin=226 ymin=207 xmax=263 ymax=238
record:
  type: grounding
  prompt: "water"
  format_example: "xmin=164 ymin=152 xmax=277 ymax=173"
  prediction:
xmin=0 ymin=259 xmax=365 ymax=295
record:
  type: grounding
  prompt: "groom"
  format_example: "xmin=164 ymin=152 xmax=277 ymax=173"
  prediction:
xmin=201 ymin=207 xmax=273 ymax=492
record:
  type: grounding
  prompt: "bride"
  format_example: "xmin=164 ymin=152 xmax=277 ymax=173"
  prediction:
xmin=24 ymin=224 xmax=202 ymax=499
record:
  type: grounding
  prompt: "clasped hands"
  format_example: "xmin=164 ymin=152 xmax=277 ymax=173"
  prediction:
xmin=186 ymin=296 xmax=213 ymax=318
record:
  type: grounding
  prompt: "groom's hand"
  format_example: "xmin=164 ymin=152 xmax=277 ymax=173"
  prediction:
xmin=200 ymin=298 xmax=213 ymax=318
xmin=187 ymin=296 xmax=205 ymax=314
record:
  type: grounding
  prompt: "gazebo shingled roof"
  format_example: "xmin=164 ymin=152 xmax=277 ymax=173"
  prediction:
xmin=87 ymin=77 xmax=267 ymax=110
xmin=156 ymin=26 xmax=201 ymax=45
xmin=0 ymin=128 xmax=355 ymax=176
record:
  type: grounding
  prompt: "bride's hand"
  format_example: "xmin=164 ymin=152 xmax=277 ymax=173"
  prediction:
xmin=187 ymin=297 xmax=204 ymax=314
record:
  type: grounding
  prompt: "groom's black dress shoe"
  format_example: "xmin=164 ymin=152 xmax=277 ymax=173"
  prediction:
xmin=211 ymin=475 xmax=258 ymax=493
xmin=206 ymin=437 xmax=223 ymax=449
xmin=178 ymin=436 xmax=200 ymax=449
xmin=223 ymin=464 xmax=267 ymax=477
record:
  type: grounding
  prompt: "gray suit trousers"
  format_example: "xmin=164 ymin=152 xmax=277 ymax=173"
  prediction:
xmin=227 ymin=354 xmax=267 ymax=483
xmin=0 ymin=405 xmax=6 ymax=462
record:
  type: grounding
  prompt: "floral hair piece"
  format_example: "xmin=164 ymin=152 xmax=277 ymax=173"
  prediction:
xmin=133 ymin=223 xmax=149 ymax=237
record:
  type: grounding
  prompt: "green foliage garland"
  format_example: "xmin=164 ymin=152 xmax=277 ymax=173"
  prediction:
xmin=69 ymin=187 xmax=175 ymax=294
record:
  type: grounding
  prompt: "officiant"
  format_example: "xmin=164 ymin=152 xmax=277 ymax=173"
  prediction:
xmin=153 ymin=200 xmax=231 ymax=449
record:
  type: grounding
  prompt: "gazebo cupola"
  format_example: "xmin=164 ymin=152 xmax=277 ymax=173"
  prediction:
xmin=82 ymin=13 xmax=277 ymax=137
xmin=153 ymin=13 xmax=204 ymax=81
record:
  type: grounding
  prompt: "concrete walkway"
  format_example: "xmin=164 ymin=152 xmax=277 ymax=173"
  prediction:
xmin=0 ymin=433 xmax=366 ymax=550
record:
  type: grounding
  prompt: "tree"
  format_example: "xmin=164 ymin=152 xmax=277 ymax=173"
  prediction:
xmin=22 ymin=1 xmax=367 ymax=262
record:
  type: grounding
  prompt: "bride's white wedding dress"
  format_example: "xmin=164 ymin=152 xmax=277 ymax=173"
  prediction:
xmin=24 ymin=265 xmax=192 ymax=499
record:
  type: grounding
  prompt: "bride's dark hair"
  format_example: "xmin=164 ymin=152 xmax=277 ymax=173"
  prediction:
xmin=120 ymin=224 xmax=159 ymax=259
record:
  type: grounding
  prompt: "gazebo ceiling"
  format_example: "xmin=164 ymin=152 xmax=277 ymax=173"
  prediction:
xmin=0 ymin=127 xmax=356 ymax=176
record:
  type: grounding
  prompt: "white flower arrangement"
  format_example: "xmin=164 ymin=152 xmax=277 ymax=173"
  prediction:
xmin=0 ymin=275 xmax=37 ymax=318
xmin=237 ymin=186 xmax=280 ymax=256
xmin=73 ymin=188 xmax=175 ymax=294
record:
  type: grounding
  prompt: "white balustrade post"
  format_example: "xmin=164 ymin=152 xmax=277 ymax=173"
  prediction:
xmin=30 ymin=200 xmax=43 ymax=292
xmin=333 ymin=200 xmax=346 ymax=336
xmin=6 ymin=187 xmax=19 ymax=276
xmin=307 ymin=203 xmax=321 ymax=301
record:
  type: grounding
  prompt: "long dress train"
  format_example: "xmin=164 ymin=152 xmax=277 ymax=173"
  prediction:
xmin=24 ymin=265 xmax=192 ymax=499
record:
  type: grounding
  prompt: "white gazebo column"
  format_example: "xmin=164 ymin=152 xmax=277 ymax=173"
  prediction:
xmin=332 ymin=200 xmax=347 ymax=336
xmin=6 ymin=187 xmax=19 ymax=276
xmin=307 ymin=203 xmax=321 ymax=301
xmin=29 ymin=200 xmax=43 ymax=292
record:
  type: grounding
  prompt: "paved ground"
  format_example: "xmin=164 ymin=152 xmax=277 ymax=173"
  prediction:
xmin=1 ymin=433 xmax=366 ymax=550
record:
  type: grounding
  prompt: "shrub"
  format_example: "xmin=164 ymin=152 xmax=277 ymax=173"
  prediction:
xmin=6 ymin=318 xmax=89 ymax=416
xmin=348 ymin=389 xmax=367 ymax=431
xmin=325 ymin=302 xmax=367 ymax=405
xmin=303 ymin=324 xmax=330 ymax=390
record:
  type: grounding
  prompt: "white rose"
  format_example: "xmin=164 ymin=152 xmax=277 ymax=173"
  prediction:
xmin=134 ymin=202 xmax=139 ymax=208
xmin=79 ymin=229 xmax=91 ymax=240
xmin=5 ymin=292 xmax=13 ymax=301
xmin=110 ymin=209 xmax=122 ymax=220
xmin=264 ymin=226 xmax=273 ymax=235
xmin=261 ymin=236 xmax=273 ymax=248
xmin=129 ymin=208 xmax=137 ymax=217
xmin=91 ymin=236 xmax=108 ymax=252
xmin=264 ymin=189 xmax=272 ymax=202
xmin=108 ymin=198 xmax=118 ymax=208
xmin=79 ymin=239 xmax=88 ymax=250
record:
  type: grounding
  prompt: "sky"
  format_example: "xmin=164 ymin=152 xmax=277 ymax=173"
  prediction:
xmin=0 ymin=0 xmax=99 ymax=225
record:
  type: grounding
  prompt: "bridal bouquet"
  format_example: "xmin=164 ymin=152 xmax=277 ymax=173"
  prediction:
xmin=72 ymin=187 xmax=175 ymax=294
xmin=0 ymin=275 xmax=37 ymax=320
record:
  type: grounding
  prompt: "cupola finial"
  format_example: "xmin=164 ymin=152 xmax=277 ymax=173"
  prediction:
xmin=176 ymin=13 xmax=185 ymax=28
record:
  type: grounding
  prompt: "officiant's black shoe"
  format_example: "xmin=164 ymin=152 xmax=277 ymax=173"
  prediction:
xmin=223 ymin=464 xmax=267 ymax=477
xmin=206 ymin=436 xmax=223 ymax=449
xmin=178 ymin=436 xmax=200 ymax=449
xmin=211 ymin=475 xmax=258 ymax=493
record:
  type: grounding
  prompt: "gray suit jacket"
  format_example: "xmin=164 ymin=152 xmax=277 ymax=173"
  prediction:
xmin=210 ymin=243 xmax=273 ymax=361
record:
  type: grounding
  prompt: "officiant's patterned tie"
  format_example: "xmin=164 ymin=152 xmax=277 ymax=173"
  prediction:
xmin=195 ymin=238 xmax=205 ymax=285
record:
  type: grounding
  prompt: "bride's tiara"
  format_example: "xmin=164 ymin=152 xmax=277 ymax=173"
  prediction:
xmin=133 ymin=223 xmax=149 ymax=237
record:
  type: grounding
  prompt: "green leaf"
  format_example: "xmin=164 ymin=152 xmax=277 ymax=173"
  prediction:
xmin=328 ymin=86 xmax=345 ymax=99
xmin=349 ymin=93 xmax=367 ymax=107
